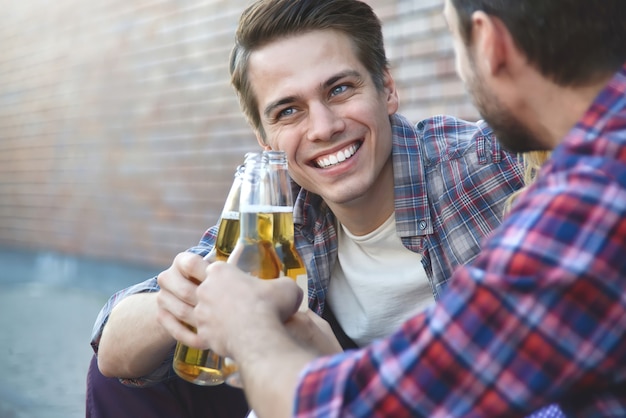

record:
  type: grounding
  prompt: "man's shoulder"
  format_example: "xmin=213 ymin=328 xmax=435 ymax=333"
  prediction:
xmin=416 ymin=114 xmax=493 ymax=158
xmin=394 ymin=113 xmax=516 ymax=167
xmin=415 ymin=114 xmax=492 ymax=137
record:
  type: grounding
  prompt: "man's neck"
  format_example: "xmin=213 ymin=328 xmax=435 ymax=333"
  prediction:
xmin=524 ymin=73 xmax=613 ymax=148
xmin=326 ymin=159 xmax=395 ymax=237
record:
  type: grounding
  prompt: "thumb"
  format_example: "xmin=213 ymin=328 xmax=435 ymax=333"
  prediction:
xmin=265 ymin=277 xmax=303 ymax=322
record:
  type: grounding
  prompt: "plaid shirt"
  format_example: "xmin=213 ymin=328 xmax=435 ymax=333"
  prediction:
xmin=91 ymin=113 xmax=525 ymax=385
xmin=293 ymin=66 xmax=626 ymax=417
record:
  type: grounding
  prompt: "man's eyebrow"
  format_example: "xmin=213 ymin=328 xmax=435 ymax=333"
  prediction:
xmin=263 ymin=70 xmax=363 ymax=118
xmin=264 ymin=96 xmax=298 ymax=119
xmin=324 ymin=70 xmax=362 ymax=89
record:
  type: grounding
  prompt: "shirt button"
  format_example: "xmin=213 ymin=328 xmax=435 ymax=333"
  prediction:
xmin=418 ymin=220 xmax=427 ymax=230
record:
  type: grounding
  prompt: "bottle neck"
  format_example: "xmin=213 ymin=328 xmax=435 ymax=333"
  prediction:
xmin=238 ymin=156 xmax=271 ymax=242
xmin=221 ymin=176 xmax=242 ymax=216
xmin=264 ymin=151 xmax=293 ymax=209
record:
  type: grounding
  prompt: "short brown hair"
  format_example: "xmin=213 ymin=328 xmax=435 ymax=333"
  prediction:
xmin=451 ymin=0 xmax=626 ymax=87
xmin=229 ymin=0 xmax=389 ymax=139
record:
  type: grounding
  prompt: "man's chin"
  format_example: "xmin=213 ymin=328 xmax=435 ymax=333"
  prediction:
xmin=476 ymin=103 xmax=549 ymax=153
xmin=496 ymin=137 xmax=552 ymax=154
xmin=486 ymin=123 xmax=550 ymax=154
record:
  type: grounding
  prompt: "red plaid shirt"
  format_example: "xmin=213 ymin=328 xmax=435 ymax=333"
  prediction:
xmin=294 ymin=65 xmax=626 ymax=417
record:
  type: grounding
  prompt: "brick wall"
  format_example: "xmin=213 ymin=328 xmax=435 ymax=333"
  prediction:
xmin=0 ymin=0 xmax=479 ymax=269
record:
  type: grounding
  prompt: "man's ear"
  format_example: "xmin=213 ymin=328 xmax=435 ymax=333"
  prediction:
xmin=255 ymin=132 xmax=271 ymax=150
xmin=470 ymin=11 xmax=505 ymax=76
xmin=471 ymin=11 xmax=523 ymax=79
xmin=382 ymin=68 xmax=399 ymax=115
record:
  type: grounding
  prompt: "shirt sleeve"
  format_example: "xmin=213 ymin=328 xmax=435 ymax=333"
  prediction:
xmin=293 ymin=165 xmax=626 ymax=416
xmin=89 ymin=224 xmax=219 ymax=386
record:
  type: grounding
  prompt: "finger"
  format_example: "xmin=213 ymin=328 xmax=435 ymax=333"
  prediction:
xmin=304 ymin=310 xmax=342 ymax=353
xmin=204 ymin=264 xmax=303 ymax=320
xmin=260 ymin=277 xmax=303 ymax=322
xmin=191 ymin=296 xmax=223 ymax=353
xmin=172 ymin=252 xmax=210 ymax=284
xmin=158 ymin=272 xmax=198 ymax=306
xmin=156 ymin=288 xmax=196 ymax=327
xmin=156 ymin=307 xmax=205 ymax=349
xmin=203 ymin=250 xmax=217 ymax=263
xmin=285 ymin=310 xmax=342 ymax=355
xmin=158 ymin=252 xmax=209 ymax=306
xmin=304 ymin=309 xmax=332 ymax=333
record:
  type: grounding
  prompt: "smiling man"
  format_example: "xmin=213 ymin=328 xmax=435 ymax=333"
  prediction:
xmin=245 ymin=30 xmax=397 ymax=236
xmin=88 ymin=1 xmax=529 ymax=417
xmin=174 ymin=0 xmax=626 ymax=416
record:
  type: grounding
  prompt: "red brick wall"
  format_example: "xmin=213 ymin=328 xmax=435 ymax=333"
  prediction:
xmin=0 ymin=0 xmax=478 ymax=269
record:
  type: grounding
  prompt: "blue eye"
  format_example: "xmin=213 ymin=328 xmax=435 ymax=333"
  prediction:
xmin=278 ymin=107 xmax=296 ymax=118
xmin=331 ymin=85 xmax=348 ymax=96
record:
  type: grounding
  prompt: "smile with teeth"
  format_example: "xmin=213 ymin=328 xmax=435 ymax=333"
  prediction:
xmin=315 ymin=143 xmax=361 ymax=168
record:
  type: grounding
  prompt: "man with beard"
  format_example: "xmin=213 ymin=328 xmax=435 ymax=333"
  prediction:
xmin=174 ymin=0 xmax=626 ymax=416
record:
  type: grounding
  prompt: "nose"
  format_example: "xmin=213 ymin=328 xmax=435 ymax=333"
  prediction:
xmin=305 ymin=102 xmax=345 ymax=142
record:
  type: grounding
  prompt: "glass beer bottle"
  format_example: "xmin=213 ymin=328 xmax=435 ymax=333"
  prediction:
xmin=222 ymin=156 xmax=283 ymax=388
xmin=264 ymin=150 xmax=308 ymax=311
xmin=172 ymin=160 xmax=248 ymax=386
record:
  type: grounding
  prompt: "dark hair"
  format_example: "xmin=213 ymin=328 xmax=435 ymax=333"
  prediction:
xmin=229 ymin=0 xmax=388 ymax=139
xmin=451 ymin=0 xmax=626 ymax=86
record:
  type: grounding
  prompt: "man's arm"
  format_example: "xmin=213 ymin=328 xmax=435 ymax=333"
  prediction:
xmin=97 ymin=292 xmax=175 ymax=377
xmin=289 ymin=175 xmax=626 ymax=417
xmin=185 ymin=174 xmax=626 ymax=417
xmin=97 ymin=252 xmax=211 ymax=378
xmin=237 ymin=318 xmax=316 ymax=418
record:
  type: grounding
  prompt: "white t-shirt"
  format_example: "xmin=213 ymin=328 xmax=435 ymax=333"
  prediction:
xmin=327 ymin=213 xmax=434 ymax=347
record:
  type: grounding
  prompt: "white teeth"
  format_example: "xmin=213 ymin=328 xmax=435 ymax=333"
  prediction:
xmin=316 ymin=144 xmax=359 ymax=168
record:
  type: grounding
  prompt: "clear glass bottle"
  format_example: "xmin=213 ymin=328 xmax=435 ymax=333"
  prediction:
xmin=221 ymin=155 xmax=284 ymax=388
xmin=172 ymin=154 xmax=257 ymax=386
xmin=264 ymin=150 xmax=308 ymax=312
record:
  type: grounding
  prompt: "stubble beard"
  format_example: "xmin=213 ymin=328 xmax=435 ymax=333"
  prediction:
xmin=466 ymin=58 xmax=548 ymax=153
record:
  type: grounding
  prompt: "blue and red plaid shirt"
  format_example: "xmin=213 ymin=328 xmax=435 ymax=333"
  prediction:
xmin=293 ymin=65 xmax=626 ymax=417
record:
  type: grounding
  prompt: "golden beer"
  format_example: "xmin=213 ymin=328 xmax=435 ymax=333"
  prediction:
xmin=172 ymin=160 xmax=247 ymax=386
xmin=172 ymin=215 xmax=240 ymax=385
xmin=222 ymin=210 xmax=282 ymax=388
xmin=273 ymin=208 xmax=308 ymax=310
xmin=213 ymin=214 xmax=241 ymax=259
xmin=220 ymin=151 xmax=308 ymax=388
xmin=265 ymin=150 xmax=308 ymax=310
xmin=172 ymin=341 xmax=226 ymax=385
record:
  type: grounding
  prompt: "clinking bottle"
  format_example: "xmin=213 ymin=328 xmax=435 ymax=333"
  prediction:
xmin=221 ymin=154 xmax=283 ymax=388
xmin=264 ymin=150 xmax=308 ymax=312
xmin=173 ymin=151 xmax=308 ymax=388
xmin=222 ymin=150 xmax=309 ymax=388
xmin=172 ymin=156 xmax=253 ymax=386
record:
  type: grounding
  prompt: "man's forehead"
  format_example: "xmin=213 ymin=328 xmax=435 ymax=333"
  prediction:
xmin=247 ymin=30 xmax=360 ymax=77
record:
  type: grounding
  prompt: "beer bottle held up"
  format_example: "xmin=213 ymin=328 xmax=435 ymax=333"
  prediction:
xmin=221 ymin=155 xmax=283 ymax=388
xmin=264 ymin=150 xmax=308 ymax=312
xmin=172 ymin=155 xmax=254 ymax=386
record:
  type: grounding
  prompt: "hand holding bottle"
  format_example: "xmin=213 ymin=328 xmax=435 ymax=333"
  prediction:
xmin=170 ymin=150 xmax=310 ymax=388
xmin=170 ymin=157 xmax=251 ymax=386
xmin=192 ymin=261 xmax=303 ymax=359
xmin=156 ymin=252 xmax=211 ymax=352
